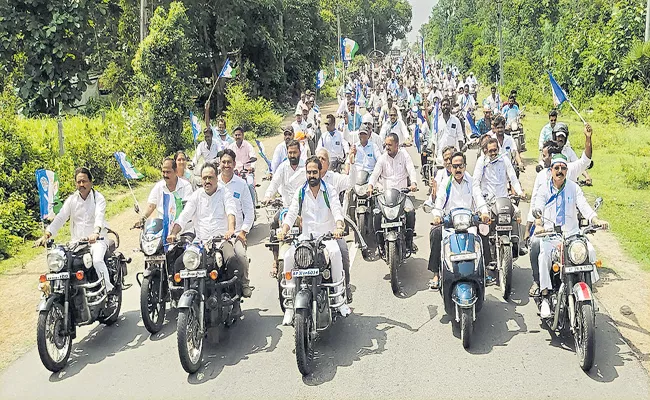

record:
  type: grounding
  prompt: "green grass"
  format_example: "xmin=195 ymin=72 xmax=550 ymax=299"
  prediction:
xmin=521 ymin=108 xmax=650 ymax=272
xmin=0 ymin=182 xmax=153 ymax=275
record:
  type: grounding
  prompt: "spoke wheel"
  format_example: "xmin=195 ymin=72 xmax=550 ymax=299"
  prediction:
xmin=37 ymin=302 xmax=71 ymax=372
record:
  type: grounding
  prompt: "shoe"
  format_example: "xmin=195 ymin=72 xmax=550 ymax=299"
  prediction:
xmin=282 ymin=309 xmax=294 ymax=326
xmin=529 ymin=282 xmax=539 ymax=297
xmin=242 ymin=285 xmax=254 ymax=298
xmin=410 ymin=243 xmax=418 ymax=253
xmin=519 ymin=246 xmax=529 ymax=256
xmin=486 ymin=261 xmax=497 ymax=271
xmin=346 ymin=285 xmax=353 ymax=304
xmin=338 ymin=304 xmax=352 ymax=317
xmin=540 ymin=299 xmax=552 ymax=318
xmin=485 ymin=275 xmax=497 ymax=286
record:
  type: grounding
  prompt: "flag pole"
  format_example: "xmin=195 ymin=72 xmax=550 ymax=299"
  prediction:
xmin=566 ymin=100 xmax=587 ymax=125
xmin=126 ymin=178 xmax=141 ymax=214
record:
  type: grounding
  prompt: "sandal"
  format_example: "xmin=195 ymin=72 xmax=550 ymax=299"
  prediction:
xmin=428 ymin=275 xmax=441 ymax=290
xmin=269 ymin=261 xmax=279 ymax=279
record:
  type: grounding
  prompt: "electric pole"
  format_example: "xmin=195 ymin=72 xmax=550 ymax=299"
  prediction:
xmin=373 ymin=18 xmax=376 ymax=51
xmin=497 ymin=0 xmax=504 ymax=86
xmin=645 ymin=0 xmax=650 ymax=42
xmin=140 ymin=0 xmax=147 ymax=43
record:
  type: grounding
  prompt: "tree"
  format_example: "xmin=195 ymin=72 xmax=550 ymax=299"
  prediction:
xmin=0 ymin=0 xmax=115 ymax=115
xmin=132 ymin=1 xmax=195 ymax=153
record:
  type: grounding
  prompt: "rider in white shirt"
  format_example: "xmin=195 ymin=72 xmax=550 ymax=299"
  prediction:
xmin=380 ymin=106 xmax=411 ymax=144
xmin=317 ymin=114 xmax=349 ymax=166
xmin=433 ymin=97 xmax=463 ymax=164
xmin=193 ymin=128 xmax=220 ymax=166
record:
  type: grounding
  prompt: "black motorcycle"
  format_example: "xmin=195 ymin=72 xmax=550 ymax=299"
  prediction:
xmin=36 ymin=231 xmax=130 ymax=372
xmin=281 ymin=233 xmax=347 ymax=376
xmin=135 ymin=217 xmax=192 ymax=334
xmin=485 ymin=195 xmax=521 ymax=300
xmin=175 ymin=236 xmax=242 ymax=373
xmin=350 ymin=170 xmax=373 ymax=249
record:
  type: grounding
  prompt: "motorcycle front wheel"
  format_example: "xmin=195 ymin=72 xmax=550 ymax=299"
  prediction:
xmin=295 ymin=308 xmax=315 ymax=376
xmin=460 ymin=308 xmax=473 ymax=349
xmin=177 ymin=303 xmax=204 ymax=374
xmin=37 ymin=302 xmax=71 ymax=372
xmin=388 ymin=241 xmax=400 ymax=295
xmin=575 ymin=302 xmax=595 ymax=371
xmin=141 ymin=274 xmax=166 ymax=333
xmin=277 ymin=260 xmax=286 ymax=312
xmin=99 ymin=282 xmax=123 ymax=326
xmin=500 ymin=245 xmax=513 ymax=300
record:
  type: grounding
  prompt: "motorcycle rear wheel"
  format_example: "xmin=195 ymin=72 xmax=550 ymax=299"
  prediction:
xmin=177 ymin=303 xmax=204 ymax=374
xmin=141 ymin=274 xmax=166 ymax=334
xmin=500 ymin=245 xmax=513 ymax=300
xmin=37 ymin=302 xmax=71 ymax=372
xmin=100 ymin=283 xmax=123 ymax=326
xmin=295 ymin=309 xmax=315 ymax=376
xmin=576 ymin=302 xmax=595 ymax=371
xmin=388 ymin=241 xmax=400 ymax=295
xmin=460 ymin=308 xmax=472 ymax=349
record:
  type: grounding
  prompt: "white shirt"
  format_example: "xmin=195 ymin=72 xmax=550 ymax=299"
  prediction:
xmin=369 ymin=148 xmax=417 ymax=190
xmin=264 ymin=160 xmax=306 ymax=207
xmin=534 ymin=178 xmax=596 ymax=237
xmin=283 ymin=182 xmax=344 ymax=241
xmin=291 ymin=120 xmax=307 ymax=136
xmin=212 ymin=130 xmax=235 ymax=152
xmin=488 ymin=133 xmax=519 ymax=163
xmin=317 ymin=130 xmax=349 ymax=160
xmin=457 ymin=93 xmax=475 ymax=113
xmin=380 ymin=119 xmax=411 ymax=144
xmin=433 ymin=172 xmax=487 ymax=217
xmin=47 ymin=190 xmax=107 ymax=242
xmin=562 ymin=145 xmax=578 ymax=162
xmin=473 ymin=154 xmax=523 ymax=198
xmin=434 ymin=114 xmax=463 ymax=162
xmin=526 ymin=152 xmax=592 ymax=222
xmin=175 ymin=187 xmax=237 ymax=241
xmin=427 ymin=90 xmax=443 ymax=104
xmin=354 ymin=141 xmax=382 ymax=172
xmin=322 ymin=164 xmax=357 ymax=195
xmin=192 ymin=140 xmax=219 ymax=165
xmin=484 ymin=93 xmax=501 ymax=111
xmin=219 ymin=175 xmax=254 ymax=234
xmin=147 ymin=178 xmax=193 ymax=217
xmin=270 ymin=142 xmax=308 ymax=173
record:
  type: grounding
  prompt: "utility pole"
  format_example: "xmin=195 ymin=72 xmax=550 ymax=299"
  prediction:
xmin=373 ymin=18 xmax=376 ymax=51
xmin=497 ymin=0 xmax=504 ymax=86
xmin=140 ymin=0 xmax=147 ymax=43
xmin=645 ymin=0 xmax=650 ymax=42
xmin=336 ymin=1 xmax=342 ymax=63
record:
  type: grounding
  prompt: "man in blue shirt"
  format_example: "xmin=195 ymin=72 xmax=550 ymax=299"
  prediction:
xmin=476 ymin=106 xmax=493 ymax=136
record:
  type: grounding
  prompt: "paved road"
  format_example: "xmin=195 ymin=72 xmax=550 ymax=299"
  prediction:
xmin=1 ymin=145 xmax=648 ymax=399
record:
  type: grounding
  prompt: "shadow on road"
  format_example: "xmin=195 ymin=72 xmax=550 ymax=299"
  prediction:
xmin=187 ymin=308 xmax=282 ymax=384
xmin=49 ymin=310 xmax=148 ymax=382
xmin=393 ymin=256 xmax=432 ymax=299
xmin=302 ymin=313 xmax=416 ymax=386
xmin=148 ymin=308 xmax=179 ymax=342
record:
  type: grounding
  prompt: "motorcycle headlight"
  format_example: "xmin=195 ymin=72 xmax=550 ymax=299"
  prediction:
xmin=215 ymin=251 xmax=224 ymax=268
xmin=498 ymin=214 xmax=511 ymax=224
xmin=568 ymin=240 xmax=588 ymax=265
xmin=141 ymin=236 xmax=160 ymax=256
xmin=384 ymin=206 xmax=400 ymax=221
xmin=452 ymin=213 xmax=471 ymax=231
xmin=295 ymin=245 xmax=314 ymax=269
xmin=83 ymin=253 xmax=93 ymax=269
xmin=182 ymin=246 xmax=201 ymax=271
xmin=47 ymin=249 xmax=66 ymax=272
xmin=355 ymin=184 xmax=369 ymax=196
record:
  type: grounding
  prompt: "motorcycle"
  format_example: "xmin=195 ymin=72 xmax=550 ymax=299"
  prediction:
xmin=439 ymin=208 xmax=485 ymax=349
xmin=235 ymin=164 xmax=258 ymax=226
xmin=506 ymin=106 xmax=526 ymax=152
xmin=175 ymin=235 xmax=242 ymax=373
xmin=350 ymin=170 xmax=374 ymax=252
xmin=280 ymin=233 xmax=347 ymax=376
xmin=531 ymin=199 xmax=604 ymax=371
xmin=36 ymin=231 xmax=130 ymax=372
xmin=372 ymin=188 xmax=413 ymax=294
xmin=134 ymin=217 xmax=192 ymax=334
xmin=485 ymin=195 xmax=521 ymax=300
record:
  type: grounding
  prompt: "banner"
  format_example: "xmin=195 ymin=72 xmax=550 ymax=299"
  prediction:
xmin=35 ymin=169 xmax=62 ymax=220
xmin=341 ymin=38 xmax=359 ymax=61
xmin=114 ymin=151 xmax=144 ymax=180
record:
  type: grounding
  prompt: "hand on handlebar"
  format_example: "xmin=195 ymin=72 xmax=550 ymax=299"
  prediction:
xmin=333 ymin=228 xmax=345 ymax=239
xmin=592 ymin=218 xmax=609 ymax=230
xmin=432 ymin=216 xmax=442 ymax=226
xmin=480 ymin=213 xmax=491 ymax=224
xmin=88 ymin=233 xmax=100 ymax=244
xmin=166 ymin=233 xmax=177 ymax=244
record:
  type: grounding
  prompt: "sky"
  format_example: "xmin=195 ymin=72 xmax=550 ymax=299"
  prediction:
xmin=406 ymin=0 xmax=437 ymax=43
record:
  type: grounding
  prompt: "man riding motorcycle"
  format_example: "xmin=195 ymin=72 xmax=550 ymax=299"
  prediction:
xmin=141 ymin=157 xmax=194 ymax=226
xmin=317 ymin=114 xmax=349 ymax=169
xmin=380 ymin=107 xmax=411 ymax=145
xmin=277 ymin=156 xmax=350 ymax=325
xmin=532 ymin=153 xmax=609 ymax=317
xmin=433 ymin=97 xmax=464 ymax=164
xmin=489 ymin=115 xmax=524 ymax=170
xmin=427 ymin=151 xmax=490 ymax=289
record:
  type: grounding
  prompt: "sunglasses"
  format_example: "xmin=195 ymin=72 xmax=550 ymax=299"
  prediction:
xmin=443 ymin=157 xmax=452 ymax=162
xmin=451 ymin=164 xmax=465 ymax=169
xmin=553 ymin=165 xmax=568 ymax=171
xmin=389 ymin=114 xmax=397 ymax=117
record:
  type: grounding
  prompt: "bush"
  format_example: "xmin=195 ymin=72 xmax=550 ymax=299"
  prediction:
xmin=0 ymin=228 xmax=22 ymax=258
xmin=223 ymin=83 xmax=282 ymax=138
xmin=0 ymin=194 xmax=39 ymax=238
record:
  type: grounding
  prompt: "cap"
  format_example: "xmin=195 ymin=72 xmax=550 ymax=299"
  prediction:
xmin=358 ymin=126 xmax=369 ymax=135
xmin=362 ymin=114 xmax=373 ymax=124
xmin=283 ymin=126 xmax=294 ymax=134
xmin=483 ymin=105 xmax=491 ymax=112
xmin=551 ymin=153 xmax=568 ymax=167
xmin=295 ymin=110 xmax=302 ymax=116
xmin=552 ymin=122 xmax=569 ymax=137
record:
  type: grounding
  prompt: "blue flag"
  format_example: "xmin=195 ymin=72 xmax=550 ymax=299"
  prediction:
xmin=433 ymin=100 xmax=440 ymax=133
xmin=414 ymin=124 xmax=421 ymax=154
xmin=189 ymin=111 xmax=201 ymax=141
xmin=466 ymin=110 xmax=479 ymax=137
xmin=255 ymin=139 xmax=272 ymax=172
xmin=161 ymin=193 xmax=170 ymax=250
xmin=549 ymin=72 xmax=567 ymax=106
xmin=420 ymin=37 xmax=426 ymax=80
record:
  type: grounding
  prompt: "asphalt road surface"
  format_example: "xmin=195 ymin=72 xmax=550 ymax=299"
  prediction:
xmin=1 ymin=146 xmax=648 ymax=400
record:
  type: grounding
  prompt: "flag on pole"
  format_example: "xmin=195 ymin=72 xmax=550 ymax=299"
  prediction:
xmin=341 ymin=38 xmax=359 ymax=61
xmin=414 ymin=124 xmax=422 ymax=154
xmin=316 ymin=70 xmax=327 ymax=89
xmin=114 ymin=151 xmax=144 ymax=180
xmin=548 ymin=72 xmax=567 ymax=107
xmin=466 ymin=110 xmax=480 ymax=137
xmin=433 ymin=100 xmax=440 ymax=133
xmin=35 ymin=169 xmax=62 ymax=220
xmin=255 ymin=139 xmax=272 ymax=172
xmin=420 ymin=36 xmax=426 ymax=80
xmin=218 ymin=58 xmax=238 ymax=79
xmin=189 ymin=111 xmax=201 ymax=141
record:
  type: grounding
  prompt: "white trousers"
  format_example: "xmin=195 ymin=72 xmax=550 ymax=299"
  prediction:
xmin=283 ymin=240 xmax=344 ymax=291
xmin=90 ymin=241 xmax=114 ymax=291
xmin=538 ymin=238 xmax=598 ymax=291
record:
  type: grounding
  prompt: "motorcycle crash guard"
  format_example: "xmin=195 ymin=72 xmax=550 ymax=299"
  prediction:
xmin=178 ymin=289 xmax=199 ymax=309
xmin=385 ymin=231 xmax=398 ymax=242
xmin=294 ymin=289 xmax=312 ymax=310
xmin=356 ymin=205 xmax=368 ymax=214
xmin=499 ymin=235 xmax=511 ymax=245
xmin=453 ymin=282 xmax=476 ymax=307
xmin=37 ymin=295 xmax=62 ymax=312
xmin=572 ymin=281 xmax=593 ymax=302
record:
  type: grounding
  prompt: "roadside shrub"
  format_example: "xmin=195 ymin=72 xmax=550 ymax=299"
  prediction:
xmin=0 ymin=194 xmax=39 ymax=238
xmin=223 ymin=83 xmax=282 ymax=138
xmin=0 ymin=227 xmax=22 ymax=259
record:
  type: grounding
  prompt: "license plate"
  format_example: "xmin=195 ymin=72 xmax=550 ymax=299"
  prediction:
xmin=564 ymin=265 xmax=593 ymax=273
xmin=381 ymin=221 xmax=402 ymax=228
xmin=450 ymin=253 xmax=477 ymax=262
xmin=291 ymin=268 xmax=320 ymax=277
xmin=146 ymin=255 xmax=166 ymax=261
xmin=357 ymin=199 xmax=366 ymax=205
xmin=496 ymin=225 xmax=513 ymax=231
xmin=46 ymin=272 xmax=70 ymax=281
xmin=179 ymin=270 xmax=207 ymax=279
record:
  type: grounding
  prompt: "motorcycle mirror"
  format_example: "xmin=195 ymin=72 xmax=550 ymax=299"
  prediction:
xmin=535 ymin=164 xmax=543 ymax=173
xmin=422 ymin=203 xmax=433 ymax=214
xmin=594 ymin=197 xmax=603 ymax=211
xmin=134 ymin=204 xmax=140 ymax=214
xmin=532 ymin=209 xmax=543 ymax=219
